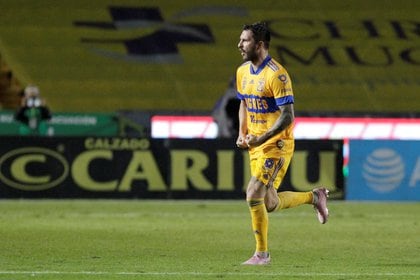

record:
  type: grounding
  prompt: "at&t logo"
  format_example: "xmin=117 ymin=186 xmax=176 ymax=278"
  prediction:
xmin=362 ymin=148 xmax=405 ymax=193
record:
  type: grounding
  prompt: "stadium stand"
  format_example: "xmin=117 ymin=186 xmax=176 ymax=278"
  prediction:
xmin=0 ymin=1 xmax=418 ymax=114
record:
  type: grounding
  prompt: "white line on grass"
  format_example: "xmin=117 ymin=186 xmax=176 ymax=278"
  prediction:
xmin=0 ymin=271 xmax=418 ymax=277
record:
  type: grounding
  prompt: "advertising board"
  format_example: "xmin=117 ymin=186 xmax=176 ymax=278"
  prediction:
xmin=0 ymin=137 xmax=343 ymax=199
xmin=347 ymin=140 xmax=420 ymax=201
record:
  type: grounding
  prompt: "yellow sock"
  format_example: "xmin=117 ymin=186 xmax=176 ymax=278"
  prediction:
xmin=247 ymin=199 xmax=268 ymax=253
xmin=277 ymin=191 xmax=313 ymax=210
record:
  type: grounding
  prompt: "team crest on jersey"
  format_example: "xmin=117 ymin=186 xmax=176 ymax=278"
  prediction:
xmin=257 ymin=80 xmax=265 ymax=92
xmin=278 ymin=74 xmax=288 ymax=83
xmin=264 ymin=159 xmax=274 ymax=169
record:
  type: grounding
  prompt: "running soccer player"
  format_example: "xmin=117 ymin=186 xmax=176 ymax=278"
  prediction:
xmin=235 ymin=22 xmax=329 ymax=265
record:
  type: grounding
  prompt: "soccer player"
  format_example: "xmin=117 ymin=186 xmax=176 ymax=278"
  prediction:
xmin=235 ymin=22 xmax=329 ymax=265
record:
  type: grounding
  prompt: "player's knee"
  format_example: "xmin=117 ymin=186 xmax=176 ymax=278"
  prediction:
xmin=246 ymin=178 xmax=265 ymax=198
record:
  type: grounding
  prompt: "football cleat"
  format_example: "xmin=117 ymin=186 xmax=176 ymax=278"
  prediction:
xmin=242 ymin=253 xmax=271 ymax=265
xmin=312 ymin=187 xmax=329 ymax=224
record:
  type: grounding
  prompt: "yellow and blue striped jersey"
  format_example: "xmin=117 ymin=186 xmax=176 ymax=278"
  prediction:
xmin=236 ymin=56 xmax=294 ymax=157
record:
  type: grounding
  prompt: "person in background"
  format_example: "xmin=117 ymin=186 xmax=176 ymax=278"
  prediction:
xmin=15 ymin=85 xmax=52 ymax=135
xmin=212 ymin=76 xmax=240 ymax=139
xmin=235 ymin=22 xmax=329 ymax=265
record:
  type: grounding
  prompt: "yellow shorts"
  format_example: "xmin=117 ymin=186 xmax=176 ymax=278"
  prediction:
xmin=249 ymin=140 xmax=293 ymax=190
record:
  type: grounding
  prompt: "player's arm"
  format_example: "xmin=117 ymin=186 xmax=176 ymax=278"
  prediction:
xmin=246 ymin=103 xmax=294 ymax=146
xmin=236 ymin=100 xmax=248 ymax=148
xmin=260 ymin=103 xmax=294 ymax=143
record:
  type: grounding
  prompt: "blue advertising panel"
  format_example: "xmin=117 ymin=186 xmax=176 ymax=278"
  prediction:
xmin=347 ymin=140 xmax=420 ymax=201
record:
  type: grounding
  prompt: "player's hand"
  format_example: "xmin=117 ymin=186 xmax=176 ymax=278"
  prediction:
xmin=236 ymin=135 xmax=248 ymax=149
xmin=245 ymin=134 xmax=260 ymax=147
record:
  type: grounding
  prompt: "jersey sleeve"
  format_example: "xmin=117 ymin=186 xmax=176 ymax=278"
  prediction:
xmin=269 ymin=68 xmax=294 ymax=106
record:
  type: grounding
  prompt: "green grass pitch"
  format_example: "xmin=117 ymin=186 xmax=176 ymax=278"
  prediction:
xmin=0 ymin=200 xmax=418 ymax=279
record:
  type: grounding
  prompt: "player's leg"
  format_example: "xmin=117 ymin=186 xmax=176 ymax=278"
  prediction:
xmin=276 ymin=191 xmax=313 ymax=210
xmin=264 ymin=155 xmax=312 ymax=212
xmin=274 ymin=154 xmax=313 ymax=210
xmin=264 ymin=154 xmax=330 ymax=223
xmin=262 ymin=157 xmax=283 ymax=212
xmin=268 ymin=187 xmax=329 ymax=224
xmin=243 ymin=160 xmax=270 ymax=265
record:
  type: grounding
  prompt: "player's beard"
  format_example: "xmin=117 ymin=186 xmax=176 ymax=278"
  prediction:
xmin=242 ymin=46 xmax=258 ymax=62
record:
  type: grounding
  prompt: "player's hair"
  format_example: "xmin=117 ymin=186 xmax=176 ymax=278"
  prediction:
xmin=243 ymin=22 xmax=270 ymax=48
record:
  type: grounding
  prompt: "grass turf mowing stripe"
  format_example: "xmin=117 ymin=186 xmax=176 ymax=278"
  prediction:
xmin=0 ymin=201 xmax=418 ymax=280
xmin=0 ymin=271 xmax=419 ymax=277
